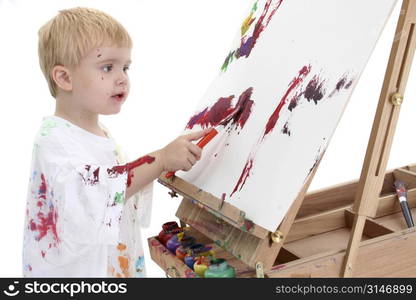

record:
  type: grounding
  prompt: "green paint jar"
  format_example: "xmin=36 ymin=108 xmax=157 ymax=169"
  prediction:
xmin=204 ymin=258 xmax=235 ymax=278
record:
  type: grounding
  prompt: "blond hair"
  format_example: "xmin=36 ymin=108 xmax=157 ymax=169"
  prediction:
xmin=38 ymin=7 xmax=132 ymax=97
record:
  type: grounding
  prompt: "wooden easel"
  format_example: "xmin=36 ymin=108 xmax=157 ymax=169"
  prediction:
xmin=150 ymin=0 xmax=416 ymax=278
xmin=341 ymin=0 xmax=416 ymax=277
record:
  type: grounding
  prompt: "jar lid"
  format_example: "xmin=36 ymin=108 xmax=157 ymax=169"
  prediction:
xmin=162 ymin=221 xmax=179 ymax=232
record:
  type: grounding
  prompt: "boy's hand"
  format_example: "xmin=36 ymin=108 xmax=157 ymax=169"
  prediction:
xmin=159 ymin=128 xmax=211 ymax=172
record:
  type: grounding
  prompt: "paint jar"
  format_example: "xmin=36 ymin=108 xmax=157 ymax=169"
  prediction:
xmin=174 ymin=235 xmax=197 ymax=259
xmin=184 ymin=244 xmax=214 ymax=270
xmin=166 ymin=233 xmax=196 ymax=254
xmin=204 ymin=258 xmax=236 ymax=278
xmin=158 ymin=221 xmax=181 ymax=246
xmin=193 ymin=256 xmax=211 ymax=278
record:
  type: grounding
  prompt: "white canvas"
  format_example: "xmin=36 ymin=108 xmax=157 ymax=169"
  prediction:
xmin=177 ymin=0 xmax=398 ymax=231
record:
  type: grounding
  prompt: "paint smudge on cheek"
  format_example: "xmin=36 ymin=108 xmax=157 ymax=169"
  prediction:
xmin=107 ymin=155 xmax=156 ymax=187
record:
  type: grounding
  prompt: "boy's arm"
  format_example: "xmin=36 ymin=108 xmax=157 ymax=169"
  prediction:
xmin=125 ymin=129 xmax=210 ymax=200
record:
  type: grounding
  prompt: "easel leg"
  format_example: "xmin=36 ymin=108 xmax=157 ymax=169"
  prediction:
xmin=341 ymin=214 xmax=366 ymax=277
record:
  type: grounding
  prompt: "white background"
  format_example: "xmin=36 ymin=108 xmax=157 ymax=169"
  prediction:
xmin=0 ymin=0 xmax=414 ymax=277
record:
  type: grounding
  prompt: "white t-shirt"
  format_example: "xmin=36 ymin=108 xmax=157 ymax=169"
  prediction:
xmin=22 ymin=116 xmax=153 ymax=277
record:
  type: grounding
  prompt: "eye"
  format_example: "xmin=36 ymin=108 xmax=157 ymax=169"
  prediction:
xmin=123 ymin=65 xmax=130 ymax=73
xmin=102 ymin=65 xmax=113 ymax=72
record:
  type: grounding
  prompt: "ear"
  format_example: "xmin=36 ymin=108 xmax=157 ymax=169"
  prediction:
xmin=51 ymin=65 xmax=72 ymax=92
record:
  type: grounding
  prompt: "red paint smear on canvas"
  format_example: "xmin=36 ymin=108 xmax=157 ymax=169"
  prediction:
xmin=263 ymin=65 xmax=311 ymax=138
xmin=186 ymin=96 xmax=234 ymax=129
xmin=329 ymin=73 xmax=354 ymax=97
xmin=230 ymin=159 xmax=254 ymax=197
xmin=231 ymin=65 xmax=311 ymax=196
xmin=186 ymin=87 xmax=255 ymax=131
xmin=239 ymin=0 xmax=283 ymax=57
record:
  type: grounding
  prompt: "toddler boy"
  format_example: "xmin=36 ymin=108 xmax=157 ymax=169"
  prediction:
xmin=23 ymin=7 xmax=208 ymax=277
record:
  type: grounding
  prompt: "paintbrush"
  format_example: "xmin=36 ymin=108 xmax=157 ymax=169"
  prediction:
xmin=393 ymin=180 xmax=414 ymax=228
xmin=165 ymin=106 xmax=243 ymax=179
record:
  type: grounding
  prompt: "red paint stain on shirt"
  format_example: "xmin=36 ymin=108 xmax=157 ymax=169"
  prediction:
xmin=29 ymin=206 xmax=59 ymax=243
xmin=107 ymin=155 xmax=156 ymax=187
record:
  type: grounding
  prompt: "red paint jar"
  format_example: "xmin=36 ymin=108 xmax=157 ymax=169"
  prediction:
xmin=158 ymin=222 xmax=182 ymax=246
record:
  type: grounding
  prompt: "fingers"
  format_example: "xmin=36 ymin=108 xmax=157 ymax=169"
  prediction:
xmin=185 ymin=128 xmax=212 ymax=141
xmin=187 ymin=154 xmax=197 ymax=166
xmin=187 ymin=142 xmax=202 ymax=160
xmin=181 ymin=160 xmax=193 ymax=171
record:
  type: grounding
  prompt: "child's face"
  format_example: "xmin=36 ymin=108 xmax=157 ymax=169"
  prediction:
xmin=69 ymin=46 xmax=131 ymax=115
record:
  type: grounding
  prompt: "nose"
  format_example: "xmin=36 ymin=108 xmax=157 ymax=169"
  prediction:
xmin=116 ymin=72 xmax=128 ymax=87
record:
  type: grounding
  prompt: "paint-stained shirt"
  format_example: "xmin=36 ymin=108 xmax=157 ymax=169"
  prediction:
xmin=22 ymin=116 xmax=153 ymax=277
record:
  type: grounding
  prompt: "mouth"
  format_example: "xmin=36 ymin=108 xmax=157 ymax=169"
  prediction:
xmin=111 ymin=92 xmax=125 ymax=102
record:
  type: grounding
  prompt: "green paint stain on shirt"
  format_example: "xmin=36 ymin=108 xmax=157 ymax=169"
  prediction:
xmin=114 ymin=192 xmax=124 ymax=204
xmin=40 ymin=119 xmax=59 ymax=136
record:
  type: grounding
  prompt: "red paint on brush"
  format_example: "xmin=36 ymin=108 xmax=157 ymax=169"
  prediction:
xmin=230 ymin=158 xmax=254 ymax=197
xmin=263 ymin=65 xmax=311 ymax=138
xmin=107 ymin=155 xmax=155 ymax=187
